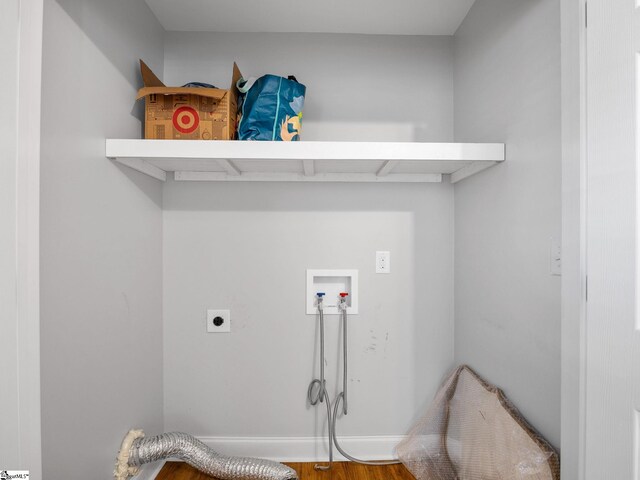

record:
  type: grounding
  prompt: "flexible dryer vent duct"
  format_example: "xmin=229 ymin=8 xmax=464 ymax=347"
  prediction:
xmin=115 ymin=430 xmax=298 ymax=480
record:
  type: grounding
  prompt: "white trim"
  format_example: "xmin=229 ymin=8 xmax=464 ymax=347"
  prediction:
xmin=196 ymin=435 xmax=405 ymax=463
xmin=560 ymin=0 xmax=588 ymax=478
xmin=16 ymin=0 xmax=43 ymax=477
xmin=635 ymin=410 xmax=640 ymax=480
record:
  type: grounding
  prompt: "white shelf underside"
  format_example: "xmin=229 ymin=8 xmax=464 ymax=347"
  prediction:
xmin=105 ymin=139 xmax=505 ymax=183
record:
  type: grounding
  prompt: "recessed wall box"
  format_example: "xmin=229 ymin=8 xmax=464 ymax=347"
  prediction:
xmin=306 ymin=269 xmax=358 ymax=315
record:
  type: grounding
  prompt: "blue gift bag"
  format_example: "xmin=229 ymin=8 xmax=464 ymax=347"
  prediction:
xmin=237 ymin=74 xmax=306 ymax=141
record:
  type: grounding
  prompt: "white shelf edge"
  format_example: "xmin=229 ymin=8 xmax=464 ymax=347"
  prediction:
xmin=106 ymin=139 xmax=505 ymax=161
xmin=106 ymin=139 xmax=505 ymax=183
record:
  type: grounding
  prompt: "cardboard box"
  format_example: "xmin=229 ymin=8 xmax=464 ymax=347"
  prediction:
xmin=137 ymin=60 xmax=243 ymax=140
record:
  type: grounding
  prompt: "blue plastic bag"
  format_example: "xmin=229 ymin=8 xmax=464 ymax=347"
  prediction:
xmin=237 ymin=75 xmax=306 ymax=141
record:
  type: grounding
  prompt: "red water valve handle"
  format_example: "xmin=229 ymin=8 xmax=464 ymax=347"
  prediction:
xmin=339 ymin=292 xmax=349 ymax=297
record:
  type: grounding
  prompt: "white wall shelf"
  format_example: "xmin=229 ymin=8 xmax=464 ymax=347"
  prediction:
xmin=105 ymin=139 xmax=505 ymax=183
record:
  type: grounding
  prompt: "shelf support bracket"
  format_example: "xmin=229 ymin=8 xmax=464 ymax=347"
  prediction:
xmin=450 ymin=161 xmax=497 ymax=183
xmin=376 ymin=160 xmax=399 ymax=177
xmin=112 ymin=157 xmax=167 ymax=182
xmin=302 ymin=159 xmax=315 ymax=176
xmin=217 ymin=159 xmax=241 ymax=176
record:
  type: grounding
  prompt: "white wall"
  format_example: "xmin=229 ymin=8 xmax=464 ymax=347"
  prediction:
xmin=0 ymin=0 xmax=21 ymax=467
xmin=164 ymin=32 xmax=454 ymax=142
xmin=163 ymin=182 xmax=454 ymax=440
xmin=162 ymin=33 xmax=455 ymax=442
xmin=39 ymin=0 xmax=165 ymax=478
xmin=453 ymin=0 xmax=561 ymax=448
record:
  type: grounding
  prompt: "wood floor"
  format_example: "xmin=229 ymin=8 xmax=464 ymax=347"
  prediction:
xmin=156 ymin=461 xmax=414 ymax=480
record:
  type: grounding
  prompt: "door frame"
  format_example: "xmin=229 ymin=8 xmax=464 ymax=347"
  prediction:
xmin=560 ymin=0 xmax=588 ymax=478
xmin=14 ymin=0 xmax=44 ymax=476
xmin=10 ymin=0 xmax=588 ymax=478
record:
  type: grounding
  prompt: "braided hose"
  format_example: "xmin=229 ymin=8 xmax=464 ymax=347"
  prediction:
xmin=307 ymin=295 xmax=400 ymax=470
xmin=115 ymin=430 xmax=298 ymax=480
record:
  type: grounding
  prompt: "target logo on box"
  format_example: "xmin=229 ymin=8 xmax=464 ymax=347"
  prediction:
xmin=172 ymin=106 xmax=200 ymax=134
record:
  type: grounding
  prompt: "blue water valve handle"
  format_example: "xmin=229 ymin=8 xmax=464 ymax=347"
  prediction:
xmin=316 ymin=292 xmax=326 ymax=297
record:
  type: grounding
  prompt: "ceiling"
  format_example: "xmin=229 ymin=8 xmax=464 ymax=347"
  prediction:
xmin=144 ymin=0 xmax=477 ymax=36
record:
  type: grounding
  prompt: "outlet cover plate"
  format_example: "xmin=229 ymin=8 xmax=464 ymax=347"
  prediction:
xmin=207 ymin=309 xmax=231 ymax=333
xmin=376 ymin=251 xmax=391 ymax=273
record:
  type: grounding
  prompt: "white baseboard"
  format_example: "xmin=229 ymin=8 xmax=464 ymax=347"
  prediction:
xmin=197 ymin=435 xmax=406 ymax=463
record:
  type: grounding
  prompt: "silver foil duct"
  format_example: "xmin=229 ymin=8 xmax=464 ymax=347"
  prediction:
xmin=115 ymin=430 xmax=298 ymax=480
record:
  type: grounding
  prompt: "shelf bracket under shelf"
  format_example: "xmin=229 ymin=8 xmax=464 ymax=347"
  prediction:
xmin=216 ymin=159 xmax=241 ymax=176
xmin=450 ymin=161 xmax=499 ymax=183
xmin=111 ymin=157 xmax=167 ymax=182
xmin=302 ymin=159 xmax=315 ymax=176
xmin=376 ymin=160 xmax=400 ymax=177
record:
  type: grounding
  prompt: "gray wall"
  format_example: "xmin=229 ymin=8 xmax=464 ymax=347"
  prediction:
xmin=39 ymin=0 xmax=165 ymax=478
xmin=34 ymin=4 xmax=563 ymax=470
xmin=163 ymin=182 xmax=454 ymax=437
xmin=0 ymin=0 xmax=21 ymax=467
xmin=164 ymin=32 xmax=454 ymax=142
xmin=453 ymin=0 xmax=561 ymax=447
xmin=161 ymin=33 xmax=455 ymax=438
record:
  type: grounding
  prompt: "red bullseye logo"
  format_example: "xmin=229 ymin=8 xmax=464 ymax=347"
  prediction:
xmin=172 ymin=106 xmax=199 ymax=134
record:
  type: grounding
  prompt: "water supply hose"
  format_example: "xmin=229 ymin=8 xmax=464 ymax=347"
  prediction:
xmin=307 ymin=293 xmax=327 ymax=407
xmin=308 ymin=293 xmax=400 ymax=469
xmin=307 ymin=293 xmax=334 ymax=470
xmin=115 ymin=430 xmax=298 ymax=480
xmin=332 ymin=293 xmax=400 ymax=466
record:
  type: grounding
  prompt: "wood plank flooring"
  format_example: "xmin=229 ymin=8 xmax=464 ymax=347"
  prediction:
xmin=156 ymin=461 xmax=414 ymax=480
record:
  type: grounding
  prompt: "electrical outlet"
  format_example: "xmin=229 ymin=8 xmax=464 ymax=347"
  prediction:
xmin=376 ymin=251 xmax=391 ymax=274
xmin=207 ymin=309 xmax=231 ymax=333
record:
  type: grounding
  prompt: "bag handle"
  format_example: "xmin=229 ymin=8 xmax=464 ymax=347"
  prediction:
xmin=237 ymin=75 xmax=300 ymax=93
xmin=237 ymin=77 xmax=258 ymax=93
